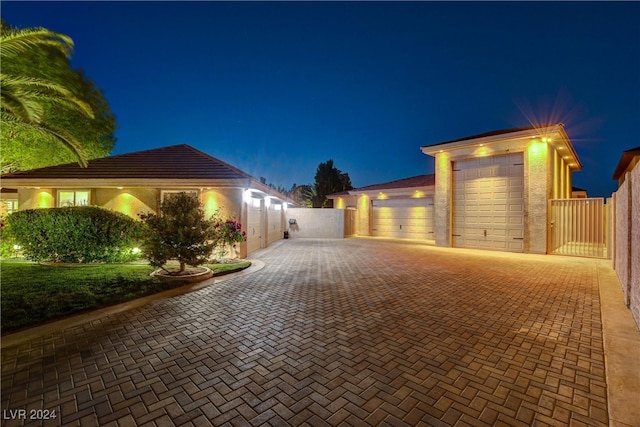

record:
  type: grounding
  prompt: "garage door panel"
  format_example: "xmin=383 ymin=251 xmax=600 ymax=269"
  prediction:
xmin=453 ymin=153 xmax=524 ymax=252
xmin=373 ymin=198 xmax=434 ymax=239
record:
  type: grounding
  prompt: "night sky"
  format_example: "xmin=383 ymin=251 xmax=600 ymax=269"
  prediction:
xmin=3 ymin=1 xmax=639 ymax=197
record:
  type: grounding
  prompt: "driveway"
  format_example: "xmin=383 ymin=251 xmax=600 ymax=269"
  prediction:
xmin=1 ymin=238 xmax=610 ymax=426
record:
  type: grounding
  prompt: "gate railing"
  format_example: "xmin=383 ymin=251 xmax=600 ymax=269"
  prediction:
xmin=549 ymin=198 xmax=608 ymax=258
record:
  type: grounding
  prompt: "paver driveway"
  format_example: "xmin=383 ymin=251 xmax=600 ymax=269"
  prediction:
xmin=1 ymin=238 xmax=608 ymax=426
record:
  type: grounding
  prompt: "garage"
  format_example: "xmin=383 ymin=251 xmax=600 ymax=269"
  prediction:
xmin=372 ymin=197 xmax=434 ymax=240
xmin=452 ymin=152 xmax=524 ymax=252
xmin=246 ymin=199 xmax=263 ymax=254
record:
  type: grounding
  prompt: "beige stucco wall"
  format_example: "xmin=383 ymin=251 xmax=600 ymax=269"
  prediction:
xmin=631 ymin=165 xmax=640 ymax=327
xmin=200 ymin=188 xmax=242 ymax=219
xmin=17 ymin=188 xmax=55 ymax=209
xmin=615 ymin=174 xmax=631 ymax=306
xmin=525 ymin=140 xmax=551 ymax=254
xmin=357 ymin=195 xmax=371 ymax=236
xmin=285 ymin=208 xmax=344 ymax=239
xmin=613 ymin=161 xmax=640 ymax=329
xmin=96 ymin=188 xmax=157 ymax=218
xmin=434 ymin=152 xmax=452 ymax=247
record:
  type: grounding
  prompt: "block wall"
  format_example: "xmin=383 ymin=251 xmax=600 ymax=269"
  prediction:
xmin=285 ymin=208 xmax=344 ymax=239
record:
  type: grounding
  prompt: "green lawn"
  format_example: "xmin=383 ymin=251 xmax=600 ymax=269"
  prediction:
xmin=0 ymin=260 xmax=250 ymax=333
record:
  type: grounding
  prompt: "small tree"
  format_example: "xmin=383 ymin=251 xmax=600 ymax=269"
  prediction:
xmin=139 ymin=192 xmax=215 ymax=273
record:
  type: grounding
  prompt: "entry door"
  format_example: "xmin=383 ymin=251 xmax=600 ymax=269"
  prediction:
xmin=453 ymin=153 xmax=524 ymax=252
xmin=372 ymin=198 xmax=434 ymax=239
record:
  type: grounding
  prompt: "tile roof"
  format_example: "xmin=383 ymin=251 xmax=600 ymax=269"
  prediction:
xmin=1 ymin=144 xmax=253 ymax=181
xmin=422 ymin=124 xmax=562 ymax=148
xmin=612 ymin=146 xmax=640 ymax=180
xmin=350 ymin=174 xmax=435 ymax=193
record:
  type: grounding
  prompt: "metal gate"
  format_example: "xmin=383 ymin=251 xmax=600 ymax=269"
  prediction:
xmin=549 ymin=198 xmax=608 ymax=258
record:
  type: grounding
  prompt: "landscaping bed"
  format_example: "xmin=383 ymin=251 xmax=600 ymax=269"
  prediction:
xmin=0 ymin=260 xmax=250 ymax=333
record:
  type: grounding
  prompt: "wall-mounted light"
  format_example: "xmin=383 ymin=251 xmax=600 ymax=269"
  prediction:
xmin=264 ymin=197 xmax=271 ymax=208
xmin=243 ymin=189 xmax=253 ymax=204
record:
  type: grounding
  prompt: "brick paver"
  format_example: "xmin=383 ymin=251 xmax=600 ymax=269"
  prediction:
xmin=1 ymin=238 xmax=608 ymax=426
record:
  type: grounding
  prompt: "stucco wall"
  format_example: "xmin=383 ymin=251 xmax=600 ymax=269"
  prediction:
xmin=613 ymin=162 xmax=640 ymax=329
xmin=631 ymin=166 xmax=640 ymax=327
xmin=615 ymin=177 xmax=630 ymax=304
xmin=96 ymin=188 xmax=157 ymax=218
xmin=434 ymin=152 xmax=452 ymax=247
xmin=285 ymin=208 xmax=344 ymax=239
xmin=357 ymin=195 xmax=371 ymax=236
xmin=18 ymin=188 xmax=54 ymax=209
xmin=525 ymin=140 xmax=550 ymax=254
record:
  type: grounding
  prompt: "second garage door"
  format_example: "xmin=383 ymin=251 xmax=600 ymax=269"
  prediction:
xmin=453 ymin=153 xmax=524 ymax=252
xmin=372 ymin=198 xmax=434 ymax=240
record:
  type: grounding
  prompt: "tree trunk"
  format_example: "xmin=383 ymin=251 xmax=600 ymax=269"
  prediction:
xmin=179 ymin=261 xmax=185 ymax=272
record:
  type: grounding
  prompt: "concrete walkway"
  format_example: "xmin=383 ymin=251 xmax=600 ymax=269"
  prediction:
xmin=1 ymin=238 xmax=638 ymax=426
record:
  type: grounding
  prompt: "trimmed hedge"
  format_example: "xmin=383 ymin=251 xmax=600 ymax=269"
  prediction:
xmin=4 ymin=206 xmax=144 ymax=263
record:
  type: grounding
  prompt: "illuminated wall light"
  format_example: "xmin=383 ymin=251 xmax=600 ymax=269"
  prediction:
xmin=117 ymin=186 xmax=123 ymax=190
xmin=36 ymin=191 xmax=53 ymax=208
xmin=243 ymin=190 xmax=253 ymax=204
xmin=264 ymin=197 xmax=271 ymax=208
xmin=203 ymin=190 xmax=219 ymax=216
xmin=283 ymin=203 xmax=288 ymax=211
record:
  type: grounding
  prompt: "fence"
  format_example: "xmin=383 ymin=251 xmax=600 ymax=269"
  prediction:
xmin=612 ymin=163 xmax=640 ymax=329
xmin=549 ymin=198 xmax=608 ymax=258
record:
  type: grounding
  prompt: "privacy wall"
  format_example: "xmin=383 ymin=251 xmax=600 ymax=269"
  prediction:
xmin=285 ymin=208 xmax=345 ymax=239
xmin=613 ymin=163 xmax=640 ymax=329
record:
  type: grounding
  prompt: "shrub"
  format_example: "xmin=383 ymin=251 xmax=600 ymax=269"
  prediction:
xmin=138 ymin=192 xmax=215 ymax=273
xmin=4 ymin=207 xmax=144 ymax=263
xmin=211 ymin=212 xmax=247 ymax=260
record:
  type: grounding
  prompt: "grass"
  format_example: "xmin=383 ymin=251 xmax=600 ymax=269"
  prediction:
xmin=0 ymin=260 xmax=250 ymax=333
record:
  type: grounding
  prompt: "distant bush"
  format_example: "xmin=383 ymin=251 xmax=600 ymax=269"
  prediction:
xmin=4 ymin=207 xmax=144 ymax=263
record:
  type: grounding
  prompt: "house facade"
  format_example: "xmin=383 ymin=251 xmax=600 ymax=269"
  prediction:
xmin=329 ymin=124 xmax=582 ymax=254
xmin=0 ymin=144 xmax=292 ymax=258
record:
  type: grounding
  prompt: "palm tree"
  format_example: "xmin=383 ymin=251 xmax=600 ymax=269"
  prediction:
xmin=0 ymin=24 xmax=94 ymax=167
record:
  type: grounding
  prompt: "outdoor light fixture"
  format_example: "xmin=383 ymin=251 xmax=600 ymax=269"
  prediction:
xmin=243 ymin=190 xmax=253 ymax=204
xmin=132 ymin=247 xmax=141 ymax=254
xmin=264 ymin=197 xmax=271 ymax=208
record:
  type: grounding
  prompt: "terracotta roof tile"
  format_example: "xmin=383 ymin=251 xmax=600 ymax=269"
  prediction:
xmin=422 ymin=124 xmax=562 ymax=148
xmin=1 ymin=144 xmax=252 ymax=181
xmin=350 ymin=174 xmax=434 ymax=193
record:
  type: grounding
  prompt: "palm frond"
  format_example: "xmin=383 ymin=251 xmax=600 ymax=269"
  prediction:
xmin=0 ymin=27 xmax=74 ymax=59
xmin=0 ymin=89 xmax=44 ymax=122
xmin=1 ymin=74 xmax=95 ymax=119
xmin=1 ymin=112 xmax=88 ymax=167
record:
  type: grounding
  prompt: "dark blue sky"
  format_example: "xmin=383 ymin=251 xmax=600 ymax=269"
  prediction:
xmin=3 ymin=1 xmax=639 ymax=197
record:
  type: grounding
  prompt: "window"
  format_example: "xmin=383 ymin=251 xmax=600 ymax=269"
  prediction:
xmin=0 ymin=199 xmax=18 ymax=216
xmin=160 ymin=190 xmax=198 ymax=203
xmin=58 ymin=190 xmax=90 ymax=207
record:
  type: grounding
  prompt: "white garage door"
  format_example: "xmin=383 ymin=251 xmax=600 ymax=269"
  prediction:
xmin=372 ymin=198 xmax=434 ymax=240
xmin=246 ymin=200 xmax=263 ymax=254
xmin=453 ymin=153 xmax=524 ymax=252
